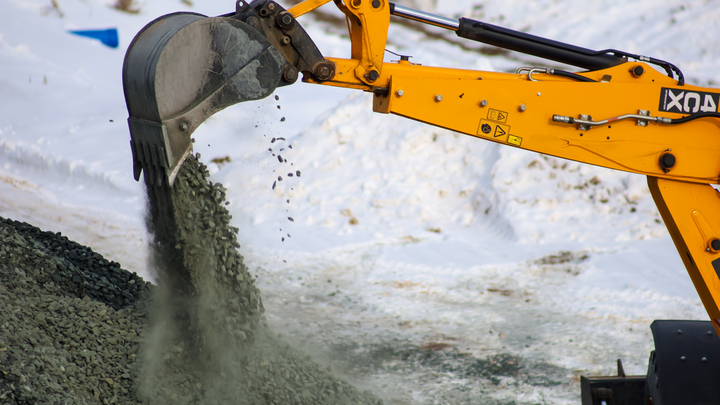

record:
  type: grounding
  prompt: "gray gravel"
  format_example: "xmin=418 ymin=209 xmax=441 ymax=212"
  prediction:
xmin=0 ymin=216 xmax=152 ymax=404
xmin=0 ymin=153 xmax=382 ymax=404
xmin=140 ymin=154 xmax=382 ymax=404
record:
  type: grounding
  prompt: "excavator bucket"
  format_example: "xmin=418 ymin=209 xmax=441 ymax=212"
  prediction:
xmin=121 ymin=0 xmax=335 ymax=333
xmin=122 ymin=0 xmax=334 ymax=186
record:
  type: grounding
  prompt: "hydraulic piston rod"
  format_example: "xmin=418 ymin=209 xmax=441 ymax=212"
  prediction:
xmin=389 ymin=3 xmax=459 ymax=30
xmin=388 ymin=2 xmax=625 ymax=71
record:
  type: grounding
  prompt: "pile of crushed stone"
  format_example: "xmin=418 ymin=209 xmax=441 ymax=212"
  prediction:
xmin=0 ymin=154 xmax=383 ymax=404
xmin=0 ymin=216 xmax=152 ymax=404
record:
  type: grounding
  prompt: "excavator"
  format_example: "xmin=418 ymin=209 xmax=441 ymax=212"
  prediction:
xmin=122 ymin=1 xmax=720 ymax=403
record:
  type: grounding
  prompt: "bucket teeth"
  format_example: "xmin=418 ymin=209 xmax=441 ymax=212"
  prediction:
xmin=128 ymin=118 xmax=177 ymax=187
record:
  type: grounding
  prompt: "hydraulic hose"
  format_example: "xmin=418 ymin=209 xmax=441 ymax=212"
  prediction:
xmin=669 ymin=112 xmax=720 ymax=124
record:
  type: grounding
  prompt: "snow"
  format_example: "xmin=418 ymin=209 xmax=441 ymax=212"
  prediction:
xmin=1 ymin=0 xmax=718 ymax=403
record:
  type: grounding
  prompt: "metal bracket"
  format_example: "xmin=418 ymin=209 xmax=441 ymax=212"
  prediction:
xmin=517 ymin=67 xmax=547 ymax=81
xmin=578 ymin=114 xmax=592 ymax=131
xmin=637 ymin=109 xmax=650 ymax=126
xmin=235 ymin=0 xmax=334 ymax=83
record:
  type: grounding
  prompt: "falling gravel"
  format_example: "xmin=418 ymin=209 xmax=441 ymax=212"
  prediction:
xmin=139 ymin=154 xmax=382 ymax=404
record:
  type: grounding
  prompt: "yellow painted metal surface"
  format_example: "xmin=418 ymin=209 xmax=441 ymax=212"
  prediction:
xmin=386 ymin=73 xmax=720 ymax=184
xmin=287 ymin=0 xmax=332 ymax=18
xmin=331 ymin=0 xmax=390 ymax=85
xmin=309 ymin=58 xmax=720 ymax=184
xmin=649 ymin=177 xmax=720 ymax=334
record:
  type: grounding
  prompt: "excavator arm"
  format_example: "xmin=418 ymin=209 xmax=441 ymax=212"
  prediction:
xmin=123 ymin=1 xmax=720 ymax=403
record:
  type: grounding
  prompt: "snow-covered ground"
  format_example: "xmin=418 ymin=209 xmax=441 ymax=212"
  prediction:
xmin=2 ymin=0 xmax=718 ymax=403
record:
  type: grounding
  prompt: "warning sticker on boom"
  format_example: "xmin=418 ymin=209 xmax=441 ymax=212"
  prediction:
xmin=487 ymin=109 xmax=508 ymax=123
xmin=507 ymin=135 xmax=522 ymax=146
xmin=659 ymin=87 xmax=720 ymax=114
xmin=478 ymin=119 xmax=510 ymax=141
